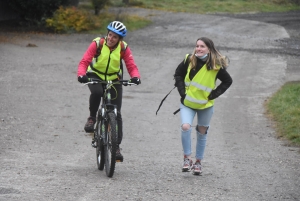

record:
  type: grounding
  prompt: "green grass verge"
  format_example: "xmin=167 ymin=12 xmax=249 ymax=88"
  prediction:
xmin=265 ymin=82 xmax=300 ymax=146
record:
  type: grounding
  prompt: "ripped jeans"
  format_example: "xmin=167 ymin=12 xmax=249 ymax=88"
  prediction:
xmin=180 ymin=103 xmax=214 ymax=160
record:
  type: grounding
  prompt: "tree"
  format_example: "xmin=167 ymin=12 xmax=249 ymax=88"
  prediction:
xmin=91 ymin=0 xmax=110 ymax=15
xmin=69 ymin=0 xmax=79 ymax=6
xmin=8 ymin=0 xmax=71 ymax=23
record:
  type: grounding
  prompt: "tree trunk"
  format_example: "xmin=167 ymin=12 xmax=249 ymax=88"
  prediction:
xmin=69 ymin=0 xmax=79 ymax=7
xmin=95 ymin=6 xmax=99 ymax=15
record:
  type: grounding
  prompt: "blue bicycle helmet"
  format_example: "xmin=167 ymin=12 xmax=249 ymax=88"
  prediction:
xmin=107 ymin=21 xmax=127 ymax=37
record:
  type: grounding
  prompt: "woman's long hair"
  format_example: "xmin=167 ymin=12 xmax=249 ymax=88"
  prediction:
xmin=189 ymin=37 xmax=229 ymax=70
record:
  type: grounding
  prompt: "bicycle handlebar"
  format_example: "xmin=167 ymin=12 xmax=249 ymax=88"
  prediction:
xmin=83 ymin=78 xmax=136 ymax=86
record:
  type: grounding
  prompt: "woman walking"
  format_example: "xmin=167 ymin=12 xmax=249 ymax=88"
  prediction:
xmin=174 ymin=37 xmax=233 ymax=175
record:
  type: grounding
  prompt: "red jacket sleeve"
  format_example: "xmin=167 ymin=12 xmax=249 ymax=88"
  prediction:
xmin=122 ymin=46 xmax=141 ymax=78
xmin=77 ymin=42 xmax=97 ymax=77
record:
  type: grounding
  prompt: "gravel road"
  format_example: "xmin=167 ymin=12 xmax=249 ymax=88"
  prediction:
xmin=0 ymin=8 xmax=299 ymax=201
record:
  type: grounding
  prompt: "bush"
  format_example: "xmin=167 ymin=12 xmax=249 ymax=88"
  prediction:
xmin=8 ymin=0 xmax=70 ymax=23
xmin=45 ymin=6 xmax=99 ymax=33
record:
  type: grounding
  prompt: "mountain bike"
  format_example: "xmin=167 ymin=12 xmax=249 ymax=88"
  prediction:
xmin=85 ymin=78 xmax=135 ymax=177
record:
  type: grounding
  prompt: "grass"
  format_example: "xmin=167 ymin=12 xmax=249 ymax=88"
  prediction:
xmin=265 ymin=82 xmax=300 ymax=146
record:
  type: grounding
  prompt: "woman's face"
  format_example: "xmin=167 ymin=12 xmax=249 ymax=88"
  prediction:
xmin=195 ymin=40 xmax=210 ymax=57
xmin=106 ymin=31 xmax=120 ymax=47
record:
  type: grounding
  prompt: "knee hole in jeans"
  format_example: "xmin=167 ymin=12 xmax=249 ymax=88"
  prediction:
xmin=181 ymin=123 xmax=191 ymax=131
xmin=197 ymin=125 xmax=208 ymax=135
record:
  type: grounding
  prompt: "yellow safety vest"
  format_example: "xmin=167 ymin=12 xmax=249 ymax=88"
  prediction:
xmin=183 ymin=55 xmax=220 ymax=110
xmin=87 ymin=37 xmax=127 ymax=80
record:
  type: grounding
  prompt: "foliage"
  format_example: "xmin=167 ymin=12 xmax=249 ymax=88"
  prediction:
xmin=266 ymin=82 xmax=300 ymax=146
xmin=7 ymin=0 xmax=70 ymax=23
xmin=44 ymin=0 xmax=152 ymax=34
xmin=46 ymin=6 xmax=98 ymax=33
xmin=45 ymin=6 xmax=151 ymax=33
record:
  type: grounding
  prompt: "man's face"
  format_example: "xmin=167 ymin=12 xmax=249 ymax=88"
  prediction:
xmin=106 ymin=31 xmax=120 ymax=47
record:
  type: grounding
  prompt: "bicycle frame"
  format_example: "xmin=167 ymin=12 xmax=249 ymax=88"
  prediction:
xmin=99 ymin=81 xmax=118 ymax=121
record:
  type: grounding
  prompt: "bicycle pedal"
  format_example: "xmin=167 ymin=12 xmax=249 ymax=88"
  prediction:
xmin=91 ymin=142 xmax=97 ymax=148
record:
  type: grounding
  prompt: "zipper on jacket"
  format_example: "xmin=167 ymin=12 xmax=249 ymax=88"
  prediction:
xmin=104 ymin=51 xmax=112 ymax=81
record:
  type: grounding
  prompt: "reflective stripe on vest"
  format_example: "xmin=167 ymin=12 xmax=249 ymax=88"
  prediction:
xmin=185 ymin=81 xmax=213 ymax=93
xmin=183 ymin=62 xmax=219 ymax=110
xmin=87 ymin=37 xmax=127 ymax=80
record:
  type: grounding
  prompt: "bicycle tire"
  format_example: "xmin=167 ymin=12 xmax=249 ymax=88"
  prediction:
xmin=96 ymin=120 xmax=105 ymax=170
xmin=104 ymin=112 xmax=118 ymax=177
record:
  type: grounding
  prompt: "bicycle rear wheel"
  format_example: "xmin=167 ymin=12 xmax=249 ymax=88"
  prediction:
xmin=96 ymin=120 xmax=105 ymax=170
xmin=104 ymin=112 xmax=118 ymax=177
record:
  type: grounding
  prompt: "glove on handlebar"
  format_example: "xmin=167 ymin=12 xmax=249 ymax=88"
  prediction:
xmin=129 ymin=77 xmax=141 ymax=85
xmin=78 ymin=75 xmax=89 ymax=83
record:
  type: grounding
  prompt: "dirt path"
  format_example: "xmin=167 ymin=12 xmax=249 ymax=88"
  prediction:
xmin=0 ymin=8 xmax=299 ymax=201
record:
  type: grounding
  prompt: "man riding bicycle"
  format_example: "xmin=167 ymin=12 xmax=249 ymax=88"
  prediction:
xmin=77 ymin=21 xmax=141 ymax=161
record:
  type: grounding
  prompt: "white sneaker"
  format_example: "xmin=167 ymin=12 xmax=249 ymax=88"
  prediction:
xmin=182 ymin=158 xmax=193 ymax=172
xmin=191 ymin=160 xmax=202 ymax=175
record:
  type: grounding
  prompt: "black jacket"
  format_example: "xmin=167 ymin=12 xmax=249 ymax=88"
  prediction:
xmin=174 ymin=55 xmax=233 ymax=103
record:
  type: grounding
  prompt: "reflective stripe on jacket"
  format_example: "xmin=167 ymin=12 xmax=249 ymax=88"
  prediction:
xmin=183 ymin=58 xmax=220 ymax=110
xmin=87 ymin=37 xmax=127 ymax=80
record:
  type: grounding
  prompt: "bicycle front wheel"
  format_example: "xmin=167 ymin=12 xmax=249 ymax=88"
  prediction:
xmin=96 ymin=120 xmax=105 ymax=171
xmin=104 ymin=112 xmax=118 ymax=177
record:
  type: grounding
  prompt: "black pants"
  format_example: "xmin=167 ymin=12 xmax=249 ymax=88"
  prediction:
xmin=87 ymin=74 xmax=123 ymax=145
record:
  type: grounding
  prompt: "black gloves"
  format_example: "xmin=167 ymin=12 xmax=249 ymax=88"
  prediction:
xmin=78 ymin=75 xmax=89 ymax=83
xmin=129 ymin=77 xmax=141 ymax=85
